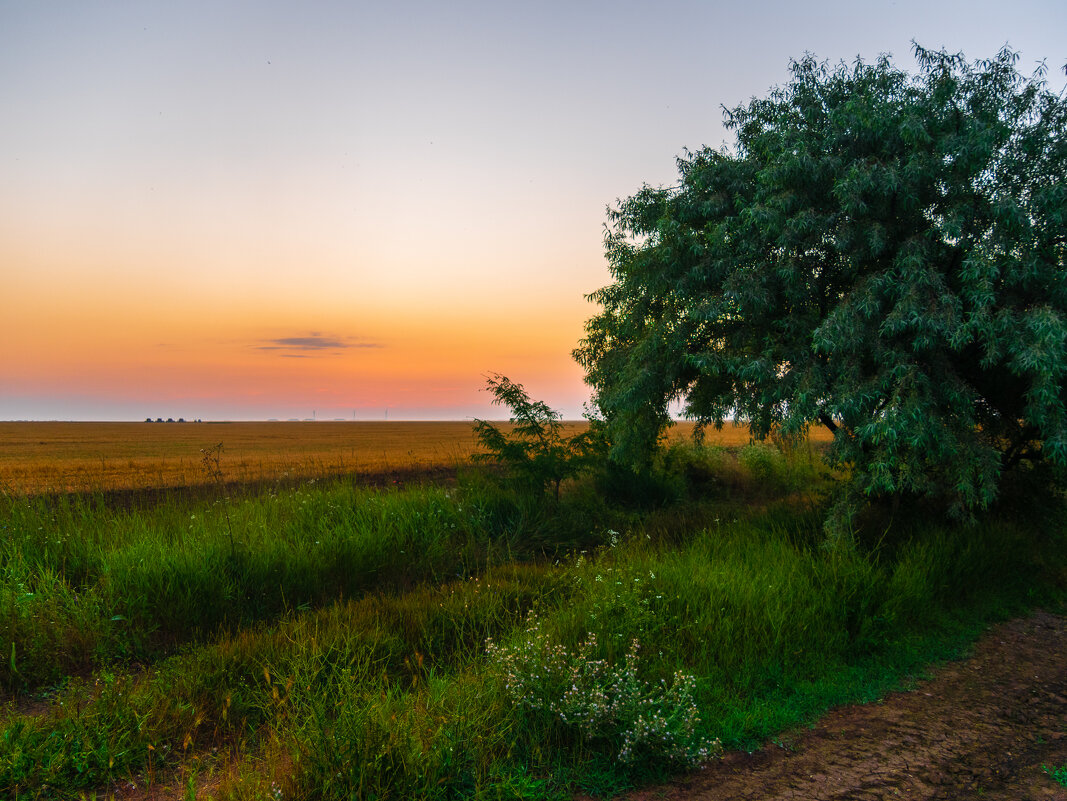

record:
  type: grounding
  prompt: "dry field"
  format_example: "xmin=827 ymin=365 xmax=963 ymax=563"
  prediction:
xmin=0 ymin=419 xmax=830 ymax=494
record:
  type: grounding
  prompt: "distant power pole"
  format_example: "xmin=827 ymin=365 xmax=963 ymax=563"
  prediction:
xmin=385 ymin=408 xmax=388 ymax=421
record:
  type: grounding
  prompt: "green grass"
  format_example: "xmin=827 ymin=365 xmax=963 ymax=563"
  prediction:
xmin=1045 ymin=763 xmax=1067 ymax=787
xmin=0 ymin=565 xmax=560 ymax=796
xmin=0 ymin=443 xmax=1063 ymax=800
xmin=0 ymin=477 xmax=596 ymax=690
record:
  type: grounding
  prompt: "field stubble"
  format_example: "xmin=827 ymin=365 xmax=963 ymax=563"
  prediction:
xmin=0 ymin=420 xmax=806 ymax=494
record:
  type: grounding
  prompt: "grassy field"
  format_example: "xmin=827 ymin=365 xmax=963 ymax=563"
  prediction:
xmin=0 ymin=425 xmax=1058 ymax=800
xmin=0 ymin=420 xmax=822 ymax=494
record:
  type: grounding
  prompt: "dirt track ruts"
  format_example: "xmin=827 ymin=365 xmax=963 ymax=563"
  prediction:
xmin=607 ymin=610 xmax=1067 ymax=801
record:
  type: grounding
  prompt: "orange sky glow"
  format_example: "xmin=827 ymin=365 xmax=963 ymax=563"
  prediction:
xmin=2 ymin=1 xmax=1063 ymax=420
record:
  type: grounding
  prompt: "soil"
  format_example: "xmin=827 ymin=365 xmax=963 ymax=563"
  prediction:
xmin=603 ymin=610 xmax=1067 ymax=801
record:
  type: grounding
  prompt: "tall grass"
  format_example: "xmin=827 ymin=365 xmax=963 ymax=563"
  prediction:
xmin=0 ymin=566 xmax=559 ymax=797
xmin=0 ymin=476 xmax=591 ymax=690
xmin=229 ymin=511 xmax=1062 ymax=800
xmin=0 ymin=441 xmax=1063 ymax=800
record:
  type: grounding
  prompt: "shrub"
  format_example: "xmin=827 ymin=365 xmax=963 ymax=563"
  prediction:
xmin=473 ymin=374 xmax=604 ymax=502
xmin=737 ymin=442 xmax=791 ymax=492
xmin=486 ymin=611 xmax=720 ymax=768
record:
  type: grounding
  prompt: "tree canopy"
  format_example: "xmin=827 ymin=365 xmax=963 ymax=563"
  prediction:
xmin=574 ymin=45 xmax=1067 ymax=528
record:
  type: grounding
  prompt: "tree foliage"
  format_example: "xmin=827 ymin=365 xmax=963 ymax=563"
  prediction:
xmin=473 ymin=374 xmax=601 ymax=501
xmin=574 ymin=45 xmax=1067 ymax=527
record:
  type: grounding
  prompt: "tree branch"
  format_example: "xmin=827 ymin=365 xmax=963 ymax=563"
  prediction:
xmin=818 ymin=412 xmax=839 ymax=436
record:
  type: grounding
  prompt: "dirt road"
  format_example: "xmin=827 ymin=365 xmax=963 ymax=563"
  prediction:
xmin=614 ymin=610 xmax=1067 ymax=801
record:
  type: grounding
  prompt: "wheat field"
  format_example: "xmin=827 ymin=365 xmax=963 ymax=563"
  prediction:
xmin=0 ymin=419 xmax=830 ymax=494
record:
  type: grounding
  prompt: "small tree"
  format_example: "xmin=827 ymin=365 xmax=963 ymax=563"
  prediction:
xmin=473 ymin=374 xmax=600 ymax=501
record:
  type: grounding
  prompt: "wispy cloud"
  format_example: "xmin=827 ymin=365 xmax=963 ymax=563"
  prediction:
xmin=256 ymin=333 xmax=383 ymax=353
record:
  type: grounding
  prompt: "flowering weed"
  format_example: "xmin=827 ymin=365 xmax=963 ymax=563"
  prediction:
xmin=486 ymin=611 xmax=719 ymax=767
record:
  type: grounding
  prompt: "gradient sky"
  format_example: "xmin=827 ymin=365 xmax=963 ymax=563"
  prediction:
xmin=2 ymin=0 xmax=1065 ymax=420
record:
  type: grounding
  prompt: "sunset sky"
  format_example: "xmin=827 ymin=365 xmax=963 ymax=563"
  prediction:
xmin=2 ymin=1 xmax=1064 ymax=421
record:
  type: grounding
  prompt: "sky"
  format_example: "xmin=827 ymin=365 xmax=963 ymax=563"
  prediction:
xmin=2 ymin=0 xmax=1065 ymax=421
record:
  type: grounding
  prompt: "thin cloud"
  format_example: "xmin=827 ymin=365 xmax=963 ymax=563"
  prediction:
xmin=268 ymin=336 xmax=348 ymax=349
xmin=256 ymin=334 xmax=383 ymax=353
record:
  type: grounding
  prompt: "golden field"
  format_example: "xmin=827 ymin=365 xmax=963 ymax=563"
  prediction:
xmin=0 ymin=420 xmax=830 ymax=494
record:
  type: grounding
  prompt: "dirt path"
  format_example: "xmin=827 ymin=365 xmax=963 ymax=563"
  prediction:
xmin=613 ymin=610 xmax=1067 ymax=801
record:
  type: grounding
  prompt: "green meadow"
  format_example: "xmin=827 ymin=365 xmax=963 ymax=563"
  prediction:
xmin=1 ymin=435 xmax=1064 ymax=800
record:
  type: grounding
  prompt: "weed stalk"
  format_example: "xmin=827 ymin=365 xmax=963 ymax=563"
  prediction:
xmin=201 ymin=443 xmax=236 ymax=558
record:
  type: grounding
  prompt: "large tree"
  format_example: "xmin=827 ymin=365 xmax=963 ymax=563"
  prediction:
xmin=575 ymin=45 xmax=1067 ymax=528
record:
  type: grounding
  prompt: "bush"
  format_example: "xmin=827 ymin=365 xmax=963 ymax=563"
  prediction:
xmin=738 ymin=442 xmax=792 ymax=493
xmin=486 ymin=611 xmax=719 ymax=768
xmin=594 ymin=461 xmax=681 ymax=508
xmin=473 ymin=374 xmax=604 ymax=502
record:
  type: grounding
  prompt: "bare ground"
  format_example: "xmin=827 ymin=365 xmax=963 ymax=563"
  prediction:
xmin=604 ymin=610 xmax=1067 ymax=801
